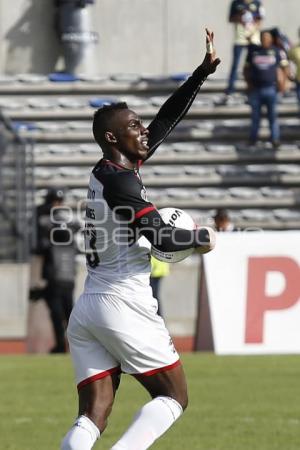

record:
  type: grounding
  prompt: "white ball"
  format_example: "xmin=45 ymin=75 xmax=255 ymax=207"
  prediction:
xmin=151 ymin=208 xmax=195 ymax=263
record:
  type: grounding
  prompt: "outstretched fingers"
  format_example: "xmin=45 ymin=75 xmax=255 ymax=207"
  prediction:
xmin=202 ymin=28 xmax=221 ymax=74
xmin=205 ymin=31 xmax=214 ymax=55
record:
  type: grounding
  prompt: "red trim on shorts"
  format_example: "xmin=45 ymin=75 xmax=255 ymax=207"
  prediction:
xmin=135 ymin=206 xmax=155 ymax=220
xmin=77 ymin=366 xmax=121 ymax=391
xmin=134 ymin=359 xmax=181 ymax=377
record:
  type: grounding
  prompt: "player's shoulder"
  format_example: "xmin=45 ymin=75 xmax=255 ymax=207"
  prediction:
xmin=93 ymin=159 xmax=136 ymax=184
xmin=93 ymin=160 xmax=142 ymax=197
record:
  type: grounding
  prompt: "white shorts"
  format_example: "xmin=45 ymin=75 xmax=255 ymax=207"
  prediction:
xmin=67 ymin=291 xmax=180 ymax=390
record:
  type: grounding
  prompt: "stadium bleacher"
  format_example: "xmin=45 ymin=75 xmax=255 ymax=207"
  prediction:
xmin=0 ymin=74 xmax=299 ymax=230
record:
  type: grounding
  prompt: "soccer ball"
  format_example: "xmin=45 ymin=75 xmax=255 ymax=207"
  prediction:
xmin=151 ymin=208 xmax=196 ymax=263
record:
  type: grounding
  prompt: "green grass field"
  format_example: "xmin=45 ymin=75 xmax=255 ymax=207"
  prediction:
xmin=0 ymin=353 xmax=299 ymax=450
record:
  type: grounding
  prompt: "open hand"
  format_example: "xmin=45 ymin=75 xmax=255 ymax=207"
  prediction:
xmin=200 ymin=29 xmax=221 ymax=75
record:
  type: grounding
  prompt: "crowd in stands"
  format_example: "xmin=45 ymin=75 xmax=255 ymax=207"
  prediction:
xmin=223 ymin=0 xmax=300 ymax=148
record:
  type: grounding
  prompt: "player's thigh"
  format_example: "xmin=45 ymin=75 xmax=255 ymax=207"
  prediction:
xmin=67 ymin=302 xmax=120 ymax=390
xmin=135 ymin=363 xmax=188 ymax=410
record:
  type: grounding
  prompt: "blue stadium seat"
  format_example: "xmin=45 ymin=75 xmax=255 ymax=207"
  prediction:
xmin=12 ymin=121 xmax=38 ymax=131
xmin=48 ymin=73 xmax=78 ymax=82
xmin=89 ymin=98 xmax=116 ymax=108
xmin=170 ymin=73 xmax=190 ymax=82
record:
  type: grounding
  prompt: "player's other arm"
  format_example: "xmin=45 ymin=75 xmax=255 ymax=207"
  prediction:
xmin=145 ymin=29 xmax=221 ymax=159
xmin=136 ymin=209 xmax=215 ymax=255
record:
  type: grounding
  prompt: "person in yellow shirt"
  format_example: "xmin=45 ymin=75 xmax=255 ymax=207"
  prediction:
xmin=288 ymin=30 xmax=300 ymax=109
xmin=150 ymin=256 xmax=170 ymax=317
xmin=225 ymin=0 xmax=265 ymax=98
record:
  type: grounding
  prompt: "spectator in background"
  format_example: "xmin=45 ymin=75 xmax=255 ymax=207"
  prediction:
xmin=270 ymin=27 xmax=292 ymax=93
xmin=31 ymin=188 xmax=79 ymax=353
xmin=288 ymin=29 xmax=300 ymax=110
xmin=213 ymin=209 xmax=235 ymax=231
xmin=244 ymin=30 xmax=289 ymax=148
xmin=225 ymin=0 xmax=265 ymax=101
xmin=150 ymin=256 xmax=170 ymax=317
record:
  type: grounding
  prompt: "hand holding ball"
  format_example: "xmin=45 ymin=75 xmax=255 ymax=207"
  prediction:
xmin=151 ymin=208 xmax=216 ymax=263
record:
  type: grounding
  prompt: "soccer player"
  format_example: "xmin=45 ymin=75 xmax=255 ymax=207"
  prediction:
xmin=61 ymin=29 xmax=220 ymax=450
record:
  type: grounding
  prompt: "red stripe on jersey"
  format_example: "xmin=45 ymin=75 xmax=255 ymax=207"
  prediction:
xmin=77 ymin=366 xmax=121 ymax=391
xmin=134 ymin=359 xmax=181 ymax=377
xmin=135 ymin=206 xmax=155 ymax=220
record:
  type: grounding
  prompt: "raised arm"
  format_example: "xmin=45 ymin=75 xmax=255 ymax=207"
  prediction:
xmin=145 ymin=29 xmax=220 ymax=160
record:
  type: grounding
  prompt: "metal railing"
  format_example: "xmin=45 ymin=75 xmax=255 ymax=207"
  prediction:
xmin=0 ymin=108 xmax=35 ymax=262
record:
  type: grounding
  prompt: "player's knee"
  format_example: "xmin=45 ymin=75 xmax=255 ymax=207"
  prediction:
xmin=179 ymin=391 xmax=189 ymax=411
xmin=172 ymin=390 xmax=188 ymax=411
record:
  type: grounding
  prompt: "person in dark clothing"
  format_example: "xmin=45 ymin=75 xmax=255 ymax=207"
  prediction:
xmin=32 ymin=188 xmax=79 ymax=353
xmin=244 ymin=30 xmax=289 ymax=148
xmin=213 ymin=209 xmax=235 ymax=232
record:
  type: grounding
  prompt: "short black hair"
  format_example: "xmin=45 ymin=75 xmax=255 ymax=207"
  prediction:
xmin=92 ymin=102 xmax=128 ymax=147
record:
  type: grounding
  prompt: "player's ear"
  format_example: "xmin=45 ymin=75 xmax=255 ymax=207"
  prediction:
xmin=105 ymin=131 xmax=117 ymax=144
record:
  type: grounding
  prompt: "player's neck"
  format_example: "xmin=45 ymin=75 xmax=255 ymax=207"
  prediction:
xmin=103 ymin=151 xmax=138 ymax=170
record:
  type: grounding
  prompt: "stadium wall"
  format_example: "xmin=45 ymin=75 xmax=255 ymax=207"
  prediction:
xmin=0 ymin=0 xmax=299 ymax=76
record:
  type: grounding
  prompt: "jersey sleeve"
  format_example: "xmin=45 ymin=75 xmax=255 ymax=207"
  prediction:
xmin=103 ymin=171 xmax=155 ymax=222
xmin=144 ymin=65 xmax=208 ymax=160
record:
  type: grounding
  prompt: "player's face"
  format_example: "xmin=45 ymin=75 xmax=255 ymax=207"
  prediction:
xmin=113 ymin=109 xmax=149 ymax=162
